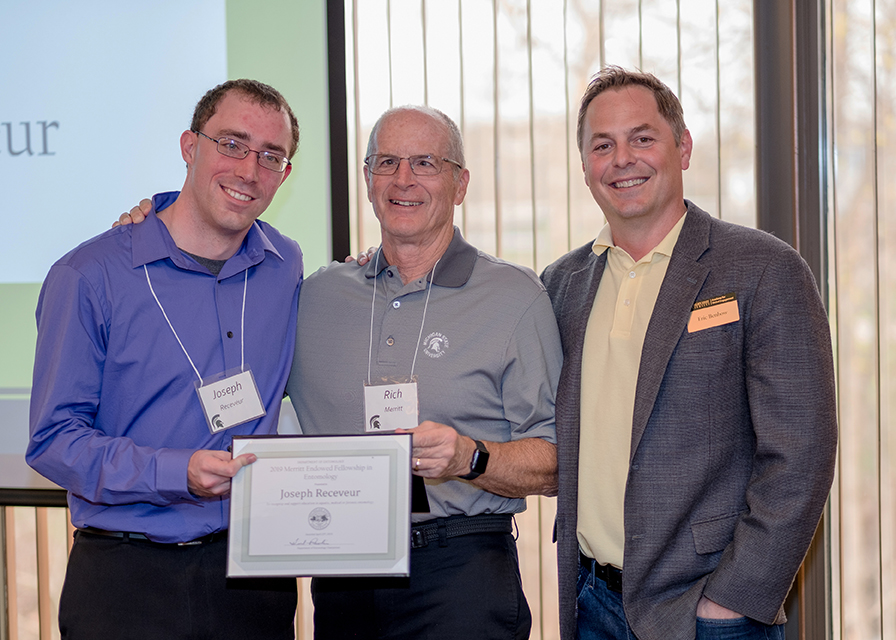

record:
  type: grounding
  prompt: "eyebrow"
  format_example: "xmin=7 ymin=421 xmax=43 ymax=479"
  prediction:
xmin=215 ymin=128 xmax=288 ymax=156
xmin=590 ymin=123 xmax=654 ymax=142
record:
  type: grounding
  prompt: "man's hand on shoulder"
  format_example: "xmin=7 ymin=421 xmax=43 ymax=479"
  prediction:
xmin=111 ymin=198 xmax=152 ymax=228
xmin=187 ymin=450 xmax=256 ymax=497
xmin=344 ymin=246 xmax=377 ymax=265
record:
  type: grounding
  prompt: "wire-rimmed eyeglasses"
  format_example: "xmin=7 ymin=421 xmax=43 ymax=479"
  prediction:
xmin=364 ymin=154 xmax=463 ymax=176
xmin=193 ymin=130 xmax=291 ymax=173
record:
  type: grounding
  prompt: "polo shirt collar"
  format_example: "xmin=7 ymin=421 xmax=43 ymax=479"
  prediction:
xmin=131 ymin=191 xmax=282 ymax=278
xmin=591 ymin=208 xmax=688 ymax=262
xmin=364 ymin=226 xmax=477 ymax=288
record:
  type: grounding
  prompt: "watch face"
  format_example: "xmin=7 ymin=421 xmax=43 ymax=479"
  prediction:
xmin=471 ymin=441 xmax=489 ymax=473
xmin=460 ymin=440 xmax=490 ymax=480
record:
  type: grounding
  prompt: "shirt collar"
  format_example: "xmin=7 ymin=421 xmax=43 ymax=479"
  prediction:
xmin=591 ymin=210 xmax=689 ymax=262
xmin=131 ymin=191 xmax=283 ymax=277
xmin=364 ymin=226 xmax=477 ymax=288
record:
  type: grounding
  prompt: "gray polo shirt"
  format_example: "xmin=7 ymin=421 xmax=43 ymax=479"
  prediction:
xmin=286 ymin=228 xmax=561 ymax=520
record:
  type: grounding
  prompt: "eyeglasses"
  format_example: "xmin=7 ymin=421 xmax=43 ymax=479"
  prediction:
xmin=193 ymin=130 xmax=291 ymax=173
xmin=364 ymin=154 xmax=463 ymax=176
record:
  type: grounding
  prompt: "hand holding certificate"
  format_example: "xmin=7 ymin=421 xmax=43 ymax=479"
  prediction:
xmin=227 ymin=434 xmax=412 ymax=578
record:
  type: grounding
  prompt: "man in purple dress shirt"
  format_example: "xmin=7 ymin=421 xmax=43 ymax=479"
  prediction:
xmin=27 ymin=80 xmax=303 ymax=639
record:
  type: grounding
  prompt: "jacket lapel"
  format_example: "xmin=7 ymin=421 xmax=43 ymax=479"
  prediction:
xmin=560 ymin=252 xmax=606 ymax=355
xmin=630 ymin=204 xmax=712 ymax=459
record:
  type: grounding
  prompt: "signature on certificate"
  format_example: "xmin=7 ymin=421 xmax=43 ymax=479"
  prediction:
xmin=288 ymin=537 xmax=332 ymax=547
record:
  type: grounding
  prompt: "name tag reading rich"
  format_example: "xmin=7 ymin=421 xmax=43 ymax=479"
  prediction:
xmin=364 ymin=381 xmax=419 ymax=432
xmin=688 ymin=293 xmax=740 ymax=333
xmin=195 ymin=369 xmax=265 ymax=434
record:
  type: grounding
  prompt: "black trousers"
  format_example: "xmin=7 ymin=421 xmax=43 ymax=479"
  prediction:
xmin=59 ymin=531 xmax=297 ymax=640
xmin=311 ymin=531 xmax=531 ymax=640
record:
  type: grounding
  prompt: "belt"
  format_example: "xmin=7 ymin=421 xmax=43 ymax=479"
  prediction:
xmin=78 ymin=527 xmax=228 ymax=547
xmin=580 ymin=551 xmax=623 ymax=593
xmin=411 ymin=513 xmax=513 ymax=549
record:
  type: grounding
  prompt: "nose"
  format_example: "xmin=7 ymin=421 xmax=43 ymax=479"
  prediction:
xmin=234 ymin=152 xmax=260 ymax=182
xmin=613 ymin=143 xmax=636 ymax=168
xmin=393 ymin=158 xmax=417 ymax=186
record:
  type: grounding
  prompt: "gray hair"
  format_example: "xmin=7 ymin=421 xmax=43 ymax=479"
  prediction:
xmin=366 ymin=105 xmax=465 ymax=172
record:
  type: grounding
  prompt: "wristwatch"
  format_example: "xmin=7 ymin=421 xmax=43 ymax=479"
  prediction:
xmin=459 ymin=439 xmax=489 ymax=480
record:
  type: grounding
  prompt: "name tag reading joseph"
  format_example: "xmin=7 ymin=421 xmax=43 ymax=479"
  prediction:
xmin=688 ymin=293 xmax=740 ymax=333
xmin=196 ymin=369 xmax=265 ymax=434
xmin=364 ymin=381 xmax=419 ymax=432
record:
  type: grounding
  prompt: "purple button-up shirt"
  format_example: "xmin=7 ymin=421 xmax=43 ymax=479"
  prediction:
xmin=27 ymin=192 xmax=302 ymax=542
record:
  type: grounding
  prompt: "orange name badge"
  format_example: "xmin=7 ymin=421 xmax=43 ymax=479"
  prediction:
xmin=688 ymin=293 xmax=740 ymax=333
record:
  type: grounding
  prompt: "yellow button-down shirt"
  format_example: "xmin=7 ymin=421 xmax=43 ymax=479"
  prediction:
xmin=577 ymin=213 xmax=687 ymax=569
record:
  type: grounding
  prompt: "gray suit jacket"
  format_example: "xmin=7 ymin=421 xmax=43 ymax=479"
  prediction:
xmin=541 ymin=201 xmax=837 ymax=640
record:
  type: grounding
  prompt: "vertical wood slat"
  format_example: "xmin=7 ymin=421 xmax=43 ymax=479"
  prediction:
xmin=0 ymin=508 xmax=9 ymax=640
xmin=296 ymin=578 xmax=313 ymax=639
xmin=35 ymin=508 xmax=52 ymax=640
xmin=4 ymin=508 xmax=18 ymax=640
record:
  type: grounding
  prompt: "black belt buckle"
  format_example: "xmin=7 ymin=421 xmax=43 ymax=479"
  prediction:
xmin=602 ymin=564 xmax=623 ymax=593
xmin=580 ymin=552 xmax=623 ymax=594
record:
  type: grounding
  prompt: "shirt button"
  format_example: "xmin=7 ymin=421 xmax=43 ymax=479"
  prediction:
xmin=387 ymin=269 xmax=394 ymax=278
xmin=386 ymin=336 xmax=395 ymax=346
xmin=629 ymin=271 xmax=636 ymax=278
xmin=227 ymin=331 xmax=234 ymax=338
xmin=392 ymin=300 xmax=401 ymax=309
xmin=624 ymin=299 xmax=631 ymax=306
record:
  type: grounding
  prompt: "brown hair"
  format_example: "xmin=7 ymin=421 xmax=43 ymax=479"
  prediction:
xmin=576 ymin=66 xmax=686 ymax=157
xmin=191 ymin=79 xmax=300 ymax=159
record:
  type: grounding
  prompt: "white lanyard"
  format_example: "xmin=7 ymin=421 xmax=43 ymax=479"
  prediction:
xmin=145 ymin=264 xmax=264 ymax=434
xmin=366 ymin=251 xmax=439 ymax=385
xmin=144 ymin=265 xmax=248 ymax=381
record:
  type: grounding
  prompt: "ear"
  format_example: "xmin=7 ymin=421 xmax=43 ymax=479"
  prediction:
xmin=582 ymin=160 xmax=589 ymax=187
xmin=278 ymin=163 xmax=292 ymax=185
xmin=181 ymin=130 xmax=198 ymax=167
xmin=679 ymin=129 xmax=693 ymax=171
xmin=452 ymin=168 xmax=471 ymax=206
xmin=363 ymin=165 xmax=374 ymax=203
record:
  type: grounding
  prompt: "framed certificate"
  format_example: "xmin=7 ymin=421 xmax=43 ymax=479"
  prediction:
xmin=227 ymin=433 xmax=412 ymax=578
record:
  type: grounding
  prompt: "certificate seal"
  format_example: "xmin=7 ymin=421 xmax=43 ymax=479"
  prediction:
xmin=308 ymin=507 xmax=331 ymax=530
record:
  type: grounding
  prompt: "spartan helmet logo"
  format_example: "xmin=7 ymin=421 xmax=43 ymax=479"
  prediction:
xmin=422 ymin=332 xmax=449 ymax=359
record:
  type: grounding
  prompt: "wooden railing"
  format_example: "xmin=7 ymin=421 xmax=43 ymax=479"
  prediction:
xmin=0 ymin=483 xmax=315 ymax=640
xmin=0 ymin=491 xmax=555 ymax=640
xmin=1 ymin=487 xmax=68 ymax=640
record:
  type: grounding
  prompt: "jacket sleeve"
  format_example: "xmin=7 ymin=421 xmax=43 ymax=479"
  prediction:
xmin=701 ymin=246 xmax=838 ymax=624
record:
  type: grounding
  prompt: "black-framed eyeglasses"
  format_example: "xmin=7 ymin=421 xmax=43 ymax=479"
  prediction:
xmin=364 ymin=154 xmax=463 ymax=176
xmin=193 ymin=130 xmax=291 ymax=173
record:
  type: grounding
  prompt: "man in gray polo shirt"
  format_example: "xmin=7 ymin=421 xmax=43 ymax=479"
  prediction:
xmin=286 ymin=105 xmax=562 ymax=639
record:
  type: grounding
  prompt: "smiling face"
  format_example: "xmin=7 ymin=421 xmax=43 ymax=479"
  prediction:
xmin=179 ymin=90 xmax=292 ymax=243
xmin=364 ymin=109 xmax=469 ymax=250
xmin=581 ymin=85 xmax=692 ymax=233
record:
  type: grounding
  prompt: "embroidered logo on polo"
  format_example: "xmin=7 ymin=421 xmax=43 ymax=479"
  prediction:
xmin=422 ymin=332 xmax=449 ymax=358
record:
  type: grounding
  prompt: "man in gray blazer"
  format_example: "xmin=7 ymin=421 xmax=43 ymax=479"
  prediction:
xmin=541 ymin=66 xmax=837 ymax=640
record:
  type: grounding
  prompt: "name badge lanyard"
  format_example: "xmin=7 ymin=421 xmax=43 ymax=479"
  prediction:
xmin=363 ymin=251 xmax=439 ymax=432
xmin=144 ymin=265 xmax=266 ymax=434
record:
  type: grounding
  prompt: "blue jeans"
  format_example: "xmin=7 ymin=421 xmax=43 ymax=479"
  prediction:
xmin=575 ymin=562 xmax=636 ymax=640
xmin=695 ymin=617 xmax=785 ymax=640
xmin=575 ymin=563 xmax=786 ymax=640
